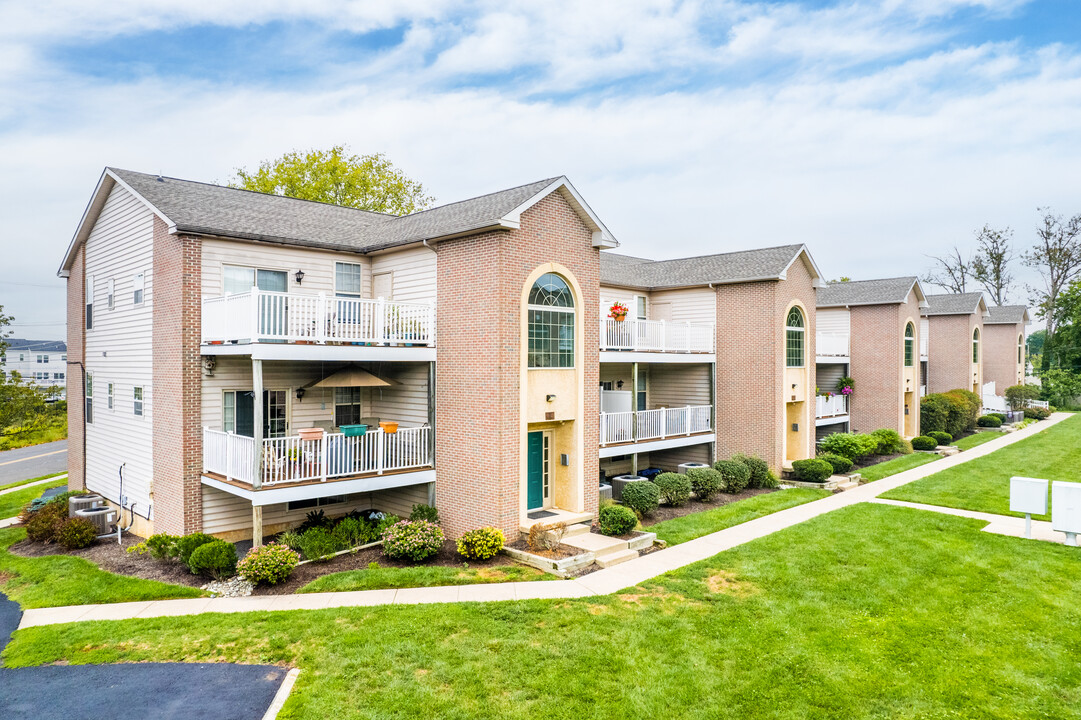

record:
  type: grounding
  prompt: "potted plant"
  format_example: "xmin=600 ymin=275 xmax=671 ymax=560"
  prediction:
xmin=297 ymin=427 xmax=325 ymax=442
xmin=609 ymin=301 xmax=629 ymax=322
xmin=379 ymin=421 xmax=399 ymax=434
xmin=836 ymin=377 xmax=854 ymax=396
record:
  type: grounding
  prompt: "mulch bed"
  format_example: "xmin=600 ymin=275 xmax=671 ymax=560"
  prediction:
xmin=503 ymin=538 xmax=585 ymax=559
xmin=8 ymin=535 xmax=541 ymax=597
xmin=637 ymin=487 xmax=778 ymax=526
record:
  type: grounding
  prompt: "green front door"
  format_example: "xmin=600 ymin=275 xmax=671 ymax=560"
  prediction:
xmin=527 ymin=431 xmax=544 ymax=510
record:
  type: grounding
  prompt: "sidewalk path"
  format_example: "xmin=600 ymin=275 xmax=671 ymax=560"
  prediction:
xmin=16 ymin=414 xmax=1073 ymax=630
xmin=0 ymin=473 xmax=67 ymax=497
xmin=870 ymin=498 xmax=1070 ymax=544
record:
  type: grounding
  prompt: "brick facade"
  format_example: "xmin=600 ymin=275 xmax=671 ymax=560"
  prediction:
xmin=714 ymin=255 xmax=816 ymax=472
xmin=435 ymin=190 xmax=600 ymax=539
xmin=926 ymin=313 xmax=983 ymax=394
xmin=66 ymin=246 xmax=86 ymax=491
xmin=150 ymin=218 xmax=204 ymax=535
xmin=983 ymin=322 xmax=1025 ymax=394
xmin=848 ymin=287 xmax=922 ymax=435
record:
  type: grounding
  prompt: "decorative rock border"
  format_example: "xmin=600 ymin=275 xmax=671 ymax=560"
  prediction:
xmin=502 ymin=545 xmax=596 ymax=576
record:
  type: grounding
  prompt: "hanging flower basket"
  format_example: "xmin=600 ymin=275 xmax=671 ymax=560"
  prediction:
xmin=609 ymin=301 xmax=629 ymax=322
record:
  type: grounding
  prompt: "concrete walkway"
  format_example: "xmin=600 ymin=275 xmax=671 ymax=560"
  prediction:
xmin=16 ymin=414 xmax=1073 ymax=630
xmin=870 ymin=498 xmax=1072 ymax=544
xmin=0 ymin=473 xmax=67 ymax=496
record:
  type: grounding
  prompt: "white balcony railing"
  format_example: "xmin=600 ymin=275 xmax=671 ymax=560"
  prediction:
xmin=203 ymin=426 xmax=431 ymax=487
xmin=599 ymin=405 xmax=712 ymax=446
xmin=202 ymin=288 xmax=435 ymax=346
xmin=600 ymin=318 xmax=714 ymax=353
xmin=815 ymin=394 xmax=848 ymax=419
xmin=816 ymin=331 xmax=850 ymax=358
xmin=920 ymin=385 xmax=927 ymax=397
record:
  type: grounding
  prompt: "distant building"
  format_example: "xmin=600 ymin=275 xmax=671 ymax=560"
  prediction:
xmin=2 ymin=339 xmax=68 ymax=399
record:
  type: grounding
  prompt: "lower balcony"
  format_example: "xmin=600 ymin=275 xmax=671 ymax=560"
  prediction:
xmin=599 ymin=406 xmax=713 ymax=457
xmin=815 ymin=394 xmax=849 ymax=427
xmin=203 ymin=426 xmax=432 ymax=490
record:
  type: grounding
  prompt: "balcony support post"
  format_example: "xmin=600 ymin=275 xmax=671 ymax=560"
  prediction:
xmin=252 ymin=358 xmax=264 ymax=490
xmin=631 ymin=362 xmax=639 ymax=442
xmin=252 ymin=504 xmax=263 ymax=548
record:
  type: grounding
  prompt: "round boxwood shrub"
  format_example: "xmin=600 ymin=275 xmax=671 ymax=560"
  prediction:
xmin=816 ymin=452 xmax=853 ymax=475
xmin=653 ymin=472 xmax=692 ymax=506
xmin=870 ymin=428 xmax=908 ymax=455
xmin=187 ymin=539 xmax=238 ymax=579
xmin=409 ymin=504 xmax=440 ymax=524
xmin=686 ymin=468 xmax=723 ymax=502
xmin=989 ymin=412 xmax=1007 ymax=423
xmin=456 ymin=527 xmax=505 ymax=560
xmin=791 ymin=458 xmax=833 ymax=483
xmin=598 ymin=505 xmax=637 ymax=536
xmin=382 ymin=520 xmax=445 ymax=562
xmin=56 ymin=517 xmax=98 ymax=549
xmin=236 ymin=542 xmax=300 ymax=585
xmin=621 ymin=480 xmax=660 ymax=516
xmin=928 ymin=431 xmax=953 ymax=446
xmin=732 ymin=454 xmax=775 ymax=488
xmin=911 ymin=435 xmax=938 ymax=451
xmin=176 ymin=532 xmax=216 ymax=565
xmin=977 ymin=414 xmax=1003 ymax=427
xmin=818 ymin=432 xmax=879 ymax=461
xmin=713 ymin=460 xmax=751 ymax=494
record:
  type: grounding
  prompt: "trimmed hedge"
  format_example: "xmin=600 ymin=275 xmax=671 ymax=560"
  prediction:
xmin=599 ymin=505 xmax=638 ymax=536
xmin=791 ymin=458 xmax=833 ymax=483
xmin=928 ymin=431 xmax=953 ymax=446
xmin=176 ymin=533 xmax=216 ymax=565
xmin=456 ymin=527 xmax=505 ymax=560
xmin=686 ymin=468 xmax=723 ymax=502
xmin=187 ymin=539 xmax=238 ymax=579
xmin=56 ymin=517 xmax=97 ymax=550
xmin=870 ymin=428 xmax=909 ymax=455
xmin=818 ymin=432 xmax=878 ymax=461
xmin=382 ymin=520 xmax=445 ymax=562
xmin=713 ymin=460 xmax=751 ymax=494
xmin=654 ymin=472 xmax=693 ymax=506
xmin=977 ymin=414 xmax=1003 ymax=428
xmin=621 ymin=480 xmax=660 ymax=516
xmin=236 ymin=542 xmax=300 ymax=585
xmin=817 ymin=452 xmax=853 ymax=475
xmin=732 ymin=454 xmax=774 ymax=488
xmin=912 ymin=435 xmax=938 ymax=451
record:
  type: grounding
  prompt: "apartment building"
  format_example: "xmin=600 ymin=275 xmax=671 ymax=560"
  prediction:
xmin=922 ymin=293 xmax=989 ymax=395
xmin=2 ymin=339 xmax=67 ymax=397
xmin=982 ymin=305 xmax=1030 ymax=397
xmin=598 ymin=245 xmax=823 ymax=474
xmin=815 ymin=278 xmax=927 ymax=439
xmin=60 ymin=168 xmax=618 ymax=543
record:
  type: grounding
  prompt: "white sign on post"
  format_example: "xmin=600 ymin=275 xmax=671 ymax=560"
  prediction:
xmin=1051 ymin=481 xmax=1081 ymax=547
xmin=1010 ymin=476 xmax=1048 ymax=539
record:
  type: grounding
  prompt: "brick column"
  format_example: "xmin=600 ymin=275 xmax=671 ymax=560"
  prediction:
xmin=66 ymin=247 xmax=86 ymax=490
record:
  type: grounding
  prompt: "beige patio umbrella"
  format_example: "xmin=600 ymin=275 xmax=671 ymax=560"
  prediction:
xmin=305 ymin=365 xmax=399 ymax=389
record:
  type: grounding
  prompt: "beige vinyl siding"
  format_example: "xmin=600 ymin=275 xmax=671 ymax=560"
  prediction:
xmin=83 ymin=185 xmax=155 ymax=514
xmin=599 ymin=285 xmax=643 ymax=318
xmin=600 ymin=454 xmax=646 ymax=477
xmin=370 ymin=245 xmax=437 ymax=303
xmin=816 ymin=364 xmax=847 ymax=392
xmin=201 ymin=484 xmax=431 ymax=535
xmin=649 ymin=444 xmax=712 ymax=468
xmin=920 ymin=318 xmax=930 ymax=356
xmin=817 ymin=308 xmax=850 ymax=336
xmin=202 ymin=358 xmax=431 ymax=432
xmin=648 ymin=288 xmax=717 ymax=324
xmin=648 ymin=364 xmax=712 ymax=408
xmin=201 ymin=238 xmax=371 ymax=298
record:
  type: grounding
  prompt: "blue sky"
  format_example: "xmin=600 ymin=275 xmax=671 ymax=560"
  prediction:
xmin=1 ymin=0 xmax=1079 ymax=338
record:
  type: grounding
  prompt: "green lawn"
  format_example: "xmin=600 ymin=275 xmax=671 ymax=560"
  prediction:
xmin=953 ymin=431 xmax=1002 ymax=451
xmin=0 ymin=527 xmax=205 ymax=608
xmin=0 ymin=472 xmax=66 ymax=493
xmin=0 ymin=419 xmax=67 ymax=452
xmin=299 ymin=563 xmax=554 ymax=593
xmin=0 ymin=476 xmax=70 ymax=518
xmin=645 ymin=488 xmax=830 ymax=545
xmin=7 ymin=503 xmax=1081 ymax=719
xmin=857 ymin=452 xmax=939 ymax=482
xmin=882 ymin=414 xmax=1081 ymax=520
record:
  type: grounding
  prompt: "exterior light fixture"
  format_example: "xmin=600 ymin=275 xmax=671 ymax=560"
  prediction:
xmin=296 ymin=387 xmax=306 ymax=401
xmin=295 ymin=269 xmax=305 ymax=285
xmin=616 ymin=380 xmax=624 ymax=389
xmin=546 ymin=394 xmax=557 ymax=402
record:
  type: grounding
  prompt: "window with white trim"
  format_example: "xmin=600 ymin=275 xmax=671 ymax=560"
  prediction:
xmin=85 ymin=372 xmax=93 ymax=424
xmin=527 ymin=273 xmax=575 ymax=368
xmin=86 ymin=274 xmax=94 ymax=329
xmin=635 ymin=296 xmax=647 ymax=320
xmin=786 ymin=307 xmax=805 ymax=368
xmin=1018 ymin=334 xmax=1024 ymax=364
xmin=133 ymin=387 xmax=144 ymax=416
xmin=107 ymin=278 xmax=115 ymax=310
xmin=334 ymin=387 xmax=363 ymax=426
xmin=904 ymin=322 xmax=915 ymax=367
xmin=132 ymin=273 xmax=144 ymax=306
xmin=972 ymin=328 xmax=980 ymax=363
xmin=107 ymin=382 xmax=114 ymax=410
xmin=335 ymin=262 xmax=362 ymax=297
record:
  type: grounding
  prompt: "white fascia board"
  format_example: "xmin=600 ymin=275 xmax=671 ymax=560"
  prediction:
xmin=201 ymin=343 xmax=436 ymax=363
xmin=600 ymin=350 xmax=716 ymax=364
xmin=502 ymin=177 xmax=619 ymax=248
xmin=599 ymin=433 xmax=715 ymax=458
xmin=202 ymin=470 xmax=436 ymax=506
xmin=911 ymin=278 xmax=929 ymax=306
xmin=780 ymin=245 xmax=825 ymax=284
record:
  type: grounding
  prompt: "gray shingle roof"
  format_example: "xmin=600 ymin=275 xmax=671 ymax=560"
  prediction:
xmin=600 ymin=244 xmax=808 ymax=290
xmin=985 ymin=305 xmax=1030 ymax=324
xmin=923 ymin=292 xmax=986 ymax=316
xmin=110 ymin=168 xmax=560 ymax=253
xmin=5 ymin=339 xmax=67 ymax=352
xmin=816 ymin=277 xmax=919 ymax=307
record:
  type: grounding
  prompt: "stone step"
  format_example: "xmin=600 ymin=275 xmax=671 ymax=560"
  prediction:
xmin=595 ymin=549 xmax=638 ymax=568
xmin=562 ymin=523 xmax=591 ymax=538
xmin=561 ymin=532 xmax=628 ymax=558
xmin=835 ymin=480 xmax=859 ymax=491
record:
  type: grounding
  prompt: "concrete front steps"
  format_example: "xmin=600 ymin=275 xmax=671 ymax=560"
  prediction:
xmin=561 ymin=525 xmax=656 ymax=569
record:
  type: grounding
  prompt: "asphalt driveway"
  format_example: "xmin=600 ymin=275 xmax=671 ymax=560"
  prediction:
xmin=0 ymin=440 xmax=68 ymax=486
xmin=0 ymin=592 xmax=290 ymax=720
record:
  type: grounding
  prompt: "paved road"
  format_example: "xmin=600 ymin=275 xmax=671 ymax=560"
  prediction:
xmin=0 ymin=439 xmax=67 ymax=486
xmin=0 ymin=592 xmax=289 ymax=720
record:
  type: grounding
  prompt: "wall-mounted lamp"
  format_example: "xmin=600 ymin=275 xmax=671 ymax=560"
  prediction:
xmin=792 ymin=383 xmax=797 ymax=389
xmin=294 ymin=269 xmax=305 ymax=285
xmin=202 ymin=356 xmax=216 ymax=377
xmin=546 ymin=394 xmax=557 ymax=403
xmin=296 ymin=387 xmax=306 ymax=402
xmin=616 ymin=380 xmax=624 ymax=389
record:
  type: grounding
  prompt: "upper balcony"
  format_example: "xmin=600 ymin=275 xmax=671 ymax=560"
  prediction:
xmin=816 ymin=331 xmax=850 ymax=362
xmin=201 ymin=289 xmax=436 ymax=361
xmin=599 ymin=405 xmax=714 ymax=457
xmin=600 ymin=318 xmax=715 ymax=361
xmin=815 ymin=394 xmax=849 ymax=426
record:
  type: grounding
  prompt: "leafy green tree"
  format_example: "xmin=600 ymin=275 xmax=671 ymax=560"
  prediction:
xmin=1023 ymin=208 xmax=1081 ymax=372
xmin=972 ymin=225 xmax=1014 ymax=305
xmin=1040 ymin=369 xmax=1081 ymax=407
xmin=0 ymin=307 xmax=64 ymax=438
xmin=232 ymin=146 xmax=434 ymax=215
